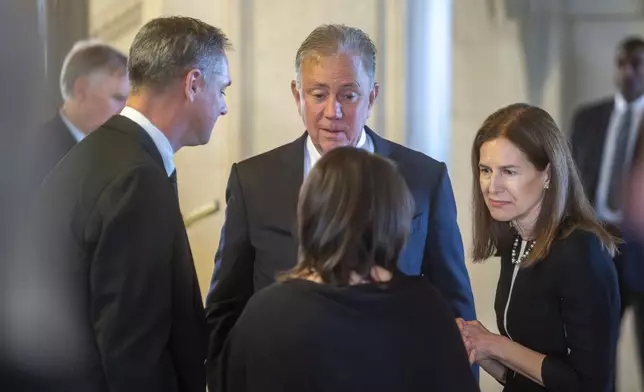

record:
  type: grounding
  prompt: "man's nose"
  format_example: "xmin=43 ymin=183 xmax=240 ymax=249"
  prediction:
xmin=324 ymin=97 xmax=342 ymax=119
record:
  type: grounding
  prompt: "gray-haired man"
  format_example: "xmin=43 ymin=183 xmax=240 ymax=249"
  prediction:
xmin=31 ymin=40 xmax=128 ymax=186
xmin=25 ymin=16 xmax=230 ymax=392
xmin=206 ymin=24 xmax=476 ymax=385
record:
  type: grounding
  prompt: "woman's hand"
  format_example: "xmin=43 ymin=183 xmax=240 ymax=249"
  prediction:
xmin=462 ymin=320 xmax=505 ymax=364
xmin=455 ymin=318 xmax=469 ymax=352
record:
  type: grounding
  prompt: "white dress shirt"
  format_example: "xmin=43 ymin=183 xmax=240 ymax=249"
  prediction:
xmin=595 ymin=92 xmax=644 ymax=224
xmin=59 ymin=110 xmax=86 ymax=143
xmin=303 ymin=128 xmax=374 ymax=178
xmin=120 ymin=106 xmax=175 ymax=177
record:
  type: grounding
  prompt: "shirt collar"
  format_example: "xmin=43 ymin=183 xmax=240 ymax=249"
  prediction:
xmin=120 ymin=106 xmax=175 ymax=176
xmin=614 ymin=92 xmax=644 ymax=112
xmin=305 ymin=127 xmax=372 ymax=169
xmin=59 ymin=110 xmax=86 ymax=143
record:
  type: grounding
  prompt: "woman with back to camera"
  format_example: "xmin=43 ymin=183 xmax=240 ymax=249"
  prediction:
xmin=458 ymin=103 xmax=620 ymax=392
xmin=215 ymin=147 xmax=479 ymax=392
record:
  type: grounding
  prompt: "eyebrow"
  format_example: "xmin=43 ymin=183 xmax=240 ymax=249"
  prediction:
xmin=478 ymin=163 xmax=520 ymax=170
xmin=307 ymin=81 xmax=361 ymax=89
xmin=308 ymin=83 xmax=329 ymax=90
xmin=339 ymin=82 xmax=360 ymax=89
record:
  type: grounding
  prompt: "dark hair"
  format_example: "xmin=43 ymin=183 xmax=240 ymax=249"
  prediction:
xmin=60 ymin=41 xmax=127 ymax=101
xmin=128 ymin=16 xmax=231 ymax=92
xmin=471 ymin=103 xmax=617 ymax=266
xmin=281 ymin=147 xmax=414 ymax=286
xmin=618 ymin=35 xmax=644 ymax=54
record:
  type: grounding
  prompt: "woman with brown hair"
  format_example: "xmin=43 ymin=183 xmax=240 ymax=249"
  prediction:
xmin=459 ymin=103 xmax=620 ymax=391
xmin=215 ymin=147 xmax=478 ymax=392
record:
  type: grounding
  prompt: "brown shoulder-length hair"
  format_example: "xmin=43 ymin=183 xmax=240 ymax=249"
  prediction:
xmin=280 ymin=147 xmax=414 ymax=286
xmin=471 ymin=103 xmax=617 ymax=266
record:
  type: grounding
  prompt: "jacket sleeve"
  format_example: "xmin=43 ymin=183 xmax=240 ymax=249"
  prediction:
xmin=541 ymin=234 xmax=620 ymax=392
xmin=205 ymin=163 xmax=255 ymax=388
xmin=423 ymin=162 xmax=476 ymax=321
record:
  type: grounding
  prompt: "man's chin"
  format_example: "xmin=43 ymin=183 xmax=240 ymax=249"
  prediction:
xmin=320 ymin=140 xmax=351 ymax=154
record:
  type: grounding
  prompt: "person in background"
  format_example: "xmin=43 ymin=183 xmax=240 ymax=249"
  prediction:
xmin=205 ymin=24 xmax=476 ymax=384
xmin=569 ymin=36 xmax=644 ymax=389
xmin=30 ymin=40 xmax=129 ymax=185
xmin=216 ymin=147 xmax=479 ymax=392
xmin=460 ymin=103 xmax=620 ymax=392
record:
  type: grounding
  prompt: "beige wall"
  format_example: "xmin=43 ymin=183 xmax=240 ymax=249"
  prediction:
xmin=89 ymin=0 xmax=642 ymax=390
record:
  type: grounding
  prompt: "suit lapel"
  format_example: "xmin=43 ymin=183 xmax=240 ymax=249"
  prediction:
xmin=276 ymin=134 xmax=307 ymax=237
xmin=580 ymin=101 xmax=613 ymax=201
xmin=365 ymin=126 xmax=392 ymax=158
xmin=596 ymin=101 xmax=614 ymax=149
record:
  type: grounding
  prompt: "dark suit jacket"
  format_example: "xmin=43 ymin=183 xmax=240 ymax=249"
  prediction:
xmin=28 ymin=112 xmax=77 ymax=189
xmin=570 ymin=98 xmax=644 ymax=293
xmin=25 ymin=115 xmax=206 ymax=391
xmin=205 ymin=127 xmax=476 ymax=382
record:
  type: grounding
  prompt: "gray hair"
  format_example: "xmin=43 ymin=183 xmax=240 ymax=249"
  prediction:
xmin=60 ymin=39 xmax=127 ymax=101
xmin=128 ymin=16 xmax=231 ymax=92
xmin=295 ymin=24 xmax=376 ymax=88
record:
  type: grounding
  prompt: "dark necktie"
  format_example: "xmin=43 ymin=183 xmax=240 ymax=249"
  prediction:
xmin=169 ymin=169 xmax=178 ymax=198
xmin=607 ymin=105 xmax=633 ymax=211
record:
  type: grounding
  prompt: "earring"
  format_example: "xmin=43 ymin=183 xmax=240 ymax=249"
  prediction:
xmin=544 ymin=183 xmax=549 ymax=190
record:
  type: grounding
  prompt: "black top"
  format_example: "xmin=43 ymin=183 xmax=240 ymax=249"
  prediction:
xmin=494 ymin=229 xmax=620 ymax=392
xmin=216 ymin=273 xmax=479 ymax=392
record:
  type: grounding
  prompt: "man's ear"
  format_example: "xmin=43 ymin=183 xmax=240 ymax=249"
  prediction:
xmin=73 ymin=75 xmax=90 ymax=100
xmin=184 ymin=68 xmax=203 ymax=101
xmin=368 ymin=82 xmax=380 ymax=109
xmin=291 ymin=80 xmax=303 ymax=116
xmin=365 ymin=82 xmax=380 ymax=119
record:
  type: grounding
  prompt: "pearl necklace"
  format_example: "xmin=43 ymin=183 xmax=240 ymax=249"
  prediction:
xmin=511 ymin=235 xmax=535 ymax=265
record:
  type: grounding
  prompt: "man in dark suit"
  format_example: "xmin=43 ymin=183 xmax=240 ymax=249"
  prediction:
xmin=30 ymin=40 xmax=129 ymax=187
xmin=205 ymin=24 xmax=476 ymax=385
xmin=22 ymin=16 xmax=231 ymax=392
xmin=570 ymin=35 xmax=644 ymax=388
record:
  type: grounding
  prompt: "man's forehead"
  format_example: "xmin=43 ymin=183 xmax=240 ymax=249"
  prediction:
xmin=302 ymin=52 xmax=363 ymax=70
xmin=300 ymin=54 xmax=369 ymax=85
xmin=89 ymin=69 xmax=128 ymax=87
